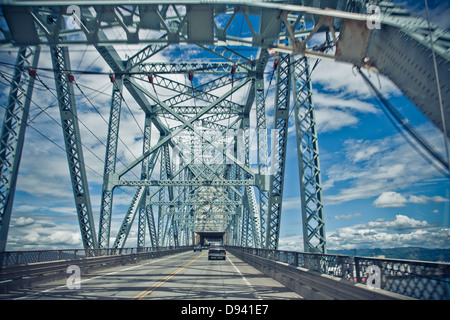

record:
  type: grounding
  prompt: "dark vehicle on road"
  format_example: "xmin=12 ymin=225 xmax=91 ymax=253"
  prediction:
xmin=193 ymin=244 xmax=202 ymax=252
xmin=208 ymin=244 xmax=226 ymax=260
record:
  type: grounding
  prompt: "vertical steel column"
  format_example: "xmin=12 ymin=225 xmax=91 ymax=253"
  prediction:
xmin=138 ymin=113 xmax=152 ymax=249
xmin=254 ymin=49 xmax=270 ymax=248
xmin=164 ymin=144 xmax=179 ymax=246
xmin=137 ymin=205 xmax=146 ymax=249
xmin=0 ymin=47 xmax=39 ymax=252
xmin=98 ymin=76 xmax=123 ymax=249
xmin=255 ymin=77 xmax=269 ymax=248
xmin=157 ymin=141 xmax=167 ymax=247
xmin=291 ymin=56 xmax=326 ymax=253
xmin=266 ymin=53 xmax=290 ymax=250
xmin=50 ymin=46 xmax=97 ymax=250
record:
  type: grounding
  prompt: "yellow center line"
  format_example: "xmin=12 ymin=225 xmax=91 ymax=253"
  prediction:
xmin=132 ymin=251 xmax=206 ymax=300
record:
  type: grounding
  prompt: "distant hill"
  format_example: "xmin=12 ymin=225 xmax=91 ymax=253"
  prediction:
xmin=328 ymin=247 xmax=450 ymax=262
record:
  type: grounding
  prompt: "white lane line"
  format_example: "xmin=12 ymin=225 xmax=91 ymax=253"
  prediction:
xmin=14 ymin=250 xmax=193 ymax=300
xmin=227 ymin=256 xmax=262 ymax=300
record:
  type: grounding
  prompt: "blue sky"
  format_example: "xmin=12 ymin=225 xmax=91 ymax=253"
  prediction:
xmin=0 ymin=1 xmax=449 ymax=252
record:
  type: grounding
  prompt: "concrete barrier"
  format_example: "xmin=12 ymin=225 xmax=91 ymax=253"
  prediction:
xmin=229 ymin=248 xmax=415 ymax=300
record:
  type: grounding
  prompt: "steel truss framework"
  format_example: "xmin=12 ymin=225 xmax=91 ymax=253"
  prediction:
xmin=0 ymin=1 xmax=448 ymax=253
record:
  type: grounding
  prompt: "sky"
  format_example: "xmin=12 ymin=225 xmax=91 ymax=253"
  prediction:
xmin=0 ymin=0 xmax=449 ymax=252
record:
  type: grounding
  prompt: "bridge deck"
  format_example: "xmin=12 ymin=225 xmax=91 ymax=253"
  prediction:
xmin=2 ymin=250 xmax=302 ymax=300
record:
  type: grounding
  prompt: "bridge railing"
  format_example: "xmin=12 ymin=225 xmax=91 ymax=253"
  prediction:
xmin=231 ymin=247 xmax=450 ymax=300
xmin=0 ymin=246 xmax=181 ymax=268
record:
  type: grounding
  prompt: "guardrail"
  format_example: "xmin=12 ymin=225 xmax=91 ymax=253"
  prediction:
xmin=0 ymin=246 xmax=190 ymax=293
xmin=0 ymin=246 xmax=181 ymax=268
xmin=230 ymin=247 xmax=450 ymax=300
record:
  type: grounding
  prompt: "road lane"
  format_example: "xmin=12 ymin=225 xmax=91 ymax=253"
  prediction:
xmin=2 ymin=250 xmax=302 ymax=300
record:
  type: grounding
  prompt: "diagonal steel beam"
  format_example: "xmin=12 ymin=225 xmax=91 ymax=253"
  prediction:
xmin=50 ymin=45 xmax=98 ymax=250
xmin=0 ymin=46 xmax=39 ymax=252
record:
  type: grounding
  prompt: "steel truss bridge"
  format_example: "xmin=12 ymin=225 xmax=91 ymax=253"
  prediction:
xmin=0 ymin=0 xmax=449 ymax=260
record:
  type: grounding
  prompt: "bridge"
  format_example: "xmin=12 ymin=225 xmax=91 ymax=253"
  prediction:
xmin=0 ymin=0 xmax=449 ymax=302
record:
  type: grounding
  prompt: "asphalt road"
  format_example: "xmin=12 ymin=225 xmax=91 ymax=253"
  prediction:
xmin=3 ymin=250 xmax=303 ymax=300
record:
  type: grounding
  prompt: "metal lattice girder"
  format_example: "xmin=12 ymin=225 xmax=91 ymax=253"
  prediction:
xmin=1 ymin=1 xmax=447 ymax=138
xmin=244 ymin=186 xmax=261 ymax=248
xmin=0 ymin=1 xmax=355 ymax=47
xmin=0 ymin=47 xmax=39 ymax=252
xmin=98 ymin=76 xmax=123 ymax=249
xmin=157 ymin=142 xmax=168 ymax=247
xmin=150 ymin=200 xmax=241 ymax=206
xmin=291 ymin=55 xmax=326 ymax=254
xmin=266 ymin=53 xmax=291 ymax=250
xmin=145 ymin=204 xmax=158 ymax=248
xmin=117 ymin=76 xmax=254 ymax=179
xmin=140 ymin=62 xmax=250 ymax=75
xmin=50 ymin=45 xmax=98 ymax=250
xmin=113 ymin=186 xmax=146 ymax=249
xmin=137 ymin=113 xmax=152 ymax=249
xmin=137 ymin=203 xmax=146 ymax=249
xmin=7 ymin=1 xmax=431 ymax=251
xmin=254 ymin=49 xmax=270 ymax=248
xmin=117 ymin=179 xmax=255 ymax=187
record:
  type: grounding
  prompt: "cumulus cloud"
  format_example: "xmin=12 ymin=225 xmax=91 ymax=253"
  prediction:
xmin=327 ymin=215 xmax=449 ymax=250
xmin=323 ymin=124 xmax=448 ymax=205
xmin=327 ymin=226 xmax=450 ymax=250
xmin=14 ymin=217 xmax=36 ymax=227
xmin=373 ymin=191 xmax=408 ymax=208
xmin=280 ymin=214 xmax=449 ymax=251
xmin=373 ymin=191 xmax=450 ymax=208
xmin=366 ymin=214 xmax=429 ymax=230
xmin=7 ymin=222 xmax=83 ymax=250
xmin=315 ymin=107 xmax=359 ymax=132
xmin=311 ymin=59 xmax=400 ymax=99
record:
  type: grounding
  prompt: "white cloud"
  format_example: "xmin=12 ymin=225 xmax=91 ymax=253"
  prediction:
xmin=313 ymin=91 xmax=379 ymax=114
xmin=14 ymin=217 xmax=36 ymax=227
xmin=281 ymin=197 xmax=301 ymax=210
xmin=312 ymin=89 xmax=381 ymax=133
xmin=7 ymin=221 xmax=83 ymax=250
xmin=366 ymin=214 xmax=429 ymax=230
xmin=315 ymin=107 xmax=359 ymax=132
xmin=279 ymin=214 xmax=450 ymax=251
xmin=373 ymin=191 xmax=408 ymax=207
xmin=278 ymin=234 xmax=304 ymax=252
xmin=312 ymin=59 xmax=400 ymax=99
xmin=323 ymin=124 xmax=448 ymax=205
xmin=334 ymin=213 xmax=362 ymax=220
xmin=327 ymin=227 xmax=450 ymax=250
xmin=326 ymin=215 xmax=449 ymax=250
xmin=373 ymin=191 xmax=450 ymax=208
